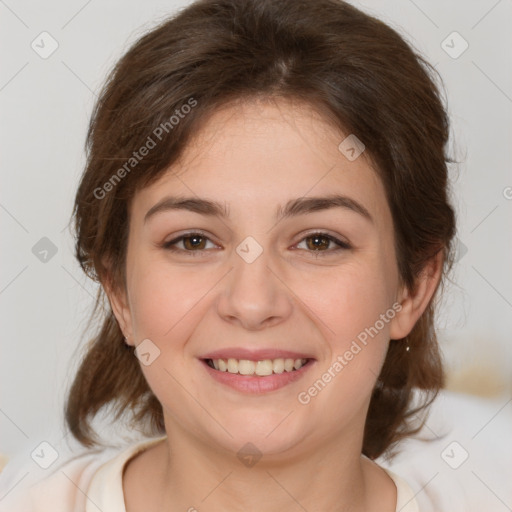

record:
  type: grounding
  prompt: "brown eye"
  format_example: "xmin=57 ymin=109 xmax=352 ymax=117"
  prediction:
xmin=182 ymin=234 xmax=207 ymax=250
xmin=296 ymin=232 xmax=351 ymax=254
xmin=305 ymin=234 xmax=330 ymax=251
xmin=163 ymin=232 xmax=216 ymax=254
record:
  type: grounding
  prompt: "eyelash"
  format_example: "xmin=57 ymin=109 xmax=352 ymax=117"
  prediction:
xmin=161 ymin=230 xmax=351 ymax=257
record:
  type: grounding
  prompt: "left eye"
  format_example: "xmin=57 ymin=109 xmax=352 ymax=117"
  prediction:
xmin=162 ymin=231 xmax=350 ymax=255
xmin=295 ymin=233 xmax=350 ymax=253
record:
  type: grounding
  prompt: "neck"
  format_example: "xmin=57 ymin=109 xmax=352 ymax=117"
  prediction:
xmin=124 ymin=421 xmax=396 ymax=512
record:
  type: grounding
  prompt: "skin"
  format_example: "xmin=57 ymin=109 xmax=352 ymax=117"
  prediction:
xmin=107 ymin=97 xmax=442 ymax=511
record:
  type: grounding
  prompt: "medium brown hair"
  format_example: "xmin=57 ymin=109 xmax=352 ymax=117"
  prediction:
xmin=66 ymin=0 xmax=456 ymax=459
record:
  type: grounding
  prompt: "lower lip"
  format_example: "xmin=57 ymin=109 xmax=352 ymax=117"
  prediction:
xmin=200 ymin=359 xmax=315 ymax=393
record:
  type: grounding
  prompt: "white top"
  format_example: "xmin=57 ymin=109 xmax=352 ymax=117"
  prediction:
xmin=0 ymin=436 xmax=419 ymax=511
xmin=88 ymin=438 xmax=419 ymax=512
xmin=3 ymin=390 xmax=510 ymax=511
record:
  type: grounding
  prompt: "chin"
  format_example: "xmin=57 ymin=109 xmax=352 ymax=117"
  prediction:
xmin=210 ymin=410 xmax=309 ymax=458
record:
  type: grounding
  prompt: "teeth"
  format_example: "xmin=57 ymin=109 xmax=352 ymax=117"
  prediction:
xmin=227 ymin=358 xmax=238 ymax=373
xmin=273 ymin=358 xmax=285 ymax=374
xmin=284 ymin=358 xmax=294 ymax=372
xmin=256 ymin=360 xmax=273 ymax=376
xmin=209 ymin=357 xmax=308 ymax=376
xmin=238 ymin=360 xmax=255 ymax=375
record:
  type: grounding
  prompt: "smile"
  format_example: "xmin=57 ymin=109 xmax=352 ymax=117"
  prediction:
xmin=205 ymin=357 xmax=309 ymax=376
xmin=200 ymin=356 xmax=315 ymax=393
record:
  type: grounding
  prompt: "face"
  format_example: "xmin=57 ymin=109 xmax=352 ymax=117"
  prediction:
xmin=110 ymin=98 xmax=418 ymax=459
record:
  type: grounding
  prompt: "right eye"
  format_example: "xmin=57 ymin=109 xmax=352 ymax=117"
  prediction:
xmin=162 ymin=231 xmax=219 ymax=255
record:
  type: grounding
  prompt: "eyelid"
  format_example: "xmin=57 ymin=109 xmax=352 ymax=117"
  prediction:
xmin=294 ymin=229 xmax=351 ymax=248
xmin=161 ymin=229 xmax=351 ymax=255
xmin=162 ymin=229 xmax=219 ymax=249
xmin=292 ymin=231 xmax=351 ymax=254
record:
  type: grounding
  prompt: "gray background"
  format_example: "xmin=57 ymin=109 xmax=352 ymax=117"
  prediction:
xmin=1 ymin=0 xmax=511 ymax=461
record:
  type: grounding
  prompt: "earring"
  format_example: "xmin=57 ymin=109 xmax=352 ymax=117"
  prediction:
xmin=405 ymin=338 xmax=410 ymax=352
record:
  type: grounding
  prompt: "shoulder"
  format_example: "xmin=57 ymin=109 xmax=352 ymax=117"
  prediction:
xmin=0 ymin=437 xmax=164 ymax=512
xmin=0 ymin=445 xmax=115 ymax=512
xmin=382 ymin=467 xmax=420 ymax=512
xmin=378 ymin=390 xmax=512 ymax=512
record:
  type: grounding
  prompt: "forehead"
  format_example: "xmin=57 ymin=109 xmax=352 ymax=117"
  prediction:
xmin=131 ymin=98 xmax=390 ymax=225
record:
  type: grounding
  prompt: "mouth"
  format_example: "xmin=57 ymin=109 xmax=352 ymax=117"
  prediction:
xmin=203 ymin=357 xmax=311 ymax=376
xmin=199 ymin=354 xmax=316 ymax=394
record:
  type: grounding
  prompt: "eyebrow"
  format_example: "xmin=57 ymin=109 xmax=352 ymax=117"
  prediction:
xmin=144 ymin=194 xmax=373 ymax=224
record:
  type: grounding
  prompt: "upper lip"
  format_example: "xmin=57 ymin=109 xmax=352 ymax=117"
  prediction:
xmin=200 ymin=348 xmax=316 ymax=361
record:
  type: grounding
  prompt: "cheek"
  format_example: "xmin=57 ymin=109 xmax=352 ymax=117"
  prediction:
xmin=296 ymin=261 xmax=394 ymax=406
xmin=127 ymin=256 xmax=210 ymax=341
xmin=125 ymin=260 xmax=214 ymax=427
xmin=304 ymin=259 xmax=395 ymax=348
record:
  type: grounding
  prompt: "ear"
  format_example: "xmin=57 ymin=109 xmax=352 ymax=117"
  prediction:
xmin=103 ymin=271 xmax=135 ymax=347
xmin=389 ymin=250 xmax=444 ymax=340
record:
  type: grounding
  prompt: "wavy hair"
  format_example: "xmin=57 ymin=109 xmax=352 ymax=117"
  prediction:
xmin=66 ymin=0 xmax=456 ymax=459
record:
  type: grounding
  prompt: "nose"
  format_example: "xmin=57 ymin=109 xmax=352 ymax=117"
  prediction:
xmin=216 ymin=244 xmax=293 ymax=331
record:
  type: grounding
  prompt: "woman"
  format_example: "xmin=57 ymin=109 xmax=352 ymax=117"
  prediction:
xmin=2 ymin=0 xmax=456 ymax=510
